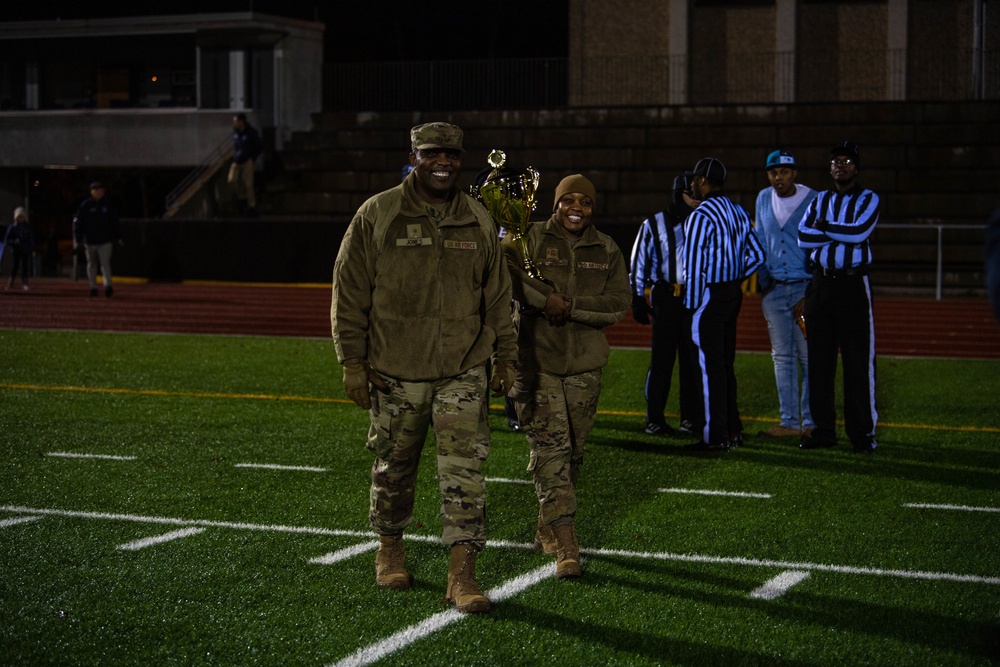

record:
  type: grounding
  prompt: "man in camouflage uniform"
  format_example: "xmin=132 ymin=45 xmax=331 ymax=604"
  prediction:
xmin=504 ymin=174 xmax=630 ymax=578
xmin=332 ymin=122 xmax=517 ymax=614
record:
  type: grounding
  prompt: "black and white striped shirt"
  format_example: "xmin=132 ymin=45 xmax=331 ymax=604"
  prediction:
xmin=630 ymin=208 xmax=685 ymax=296
xmin=797 ymin=184 xmax=880 ymax=270
xmin=683 ymin=192 xmax=766 ymax=310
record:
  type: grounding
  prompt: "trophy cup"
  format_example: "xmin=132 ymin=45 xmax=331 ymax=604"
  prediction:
xmin=472 ymin=149 xmax=544 ymax=281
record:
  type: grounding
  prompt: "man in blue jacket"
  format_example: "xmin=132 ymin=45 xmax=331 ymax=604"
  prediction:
xmin=755 ymin=150 xmax=818 ymax=439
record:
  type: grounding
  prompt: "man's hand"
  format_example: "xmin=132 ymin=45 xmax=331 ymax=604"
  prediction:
xmin=542 ymin=292 xmax=573 ymax=324
xmin=631 ymin=294 xmax=651 ymax=325
xmin=490 ymin=359 xmax=516 ymax=397
xmin=793 ymin=298 xmax=807 ymax=338
xmin=342 ymin=361 xmax=389 ymax=410
xmin=812 ymin=218 xmax=830 ymax=232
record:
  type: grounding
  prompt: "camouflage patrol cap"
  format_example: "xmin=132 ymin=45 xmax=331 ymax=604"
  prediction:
xmin=410 ymin=122 xmax=465 ymax=152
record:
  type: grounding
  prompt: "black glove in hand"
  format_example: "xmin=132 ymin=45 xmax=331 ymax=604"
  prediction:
xmin=631 ymin=294 xmax=651 ymax=325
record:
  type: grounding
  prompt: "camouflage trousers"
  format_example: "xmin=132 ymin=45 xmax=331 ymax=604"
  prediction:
xmin=366 ymin=365 xmax=490 ymax=548
xmin=513 ymin=368 xmax=602 ymax=526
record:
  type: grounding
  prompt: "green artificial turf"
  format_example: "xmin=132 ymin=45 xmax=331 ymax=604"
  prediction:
xmin=2 ymin=330 xmax=998 ymax=666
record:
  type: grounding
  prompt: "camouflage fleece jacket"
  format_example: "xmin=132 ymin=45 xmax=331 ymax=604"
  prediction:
xmin=332 ymin=175 xmax=517 ymax=382
xmin=504 ymin=216 xmax=630 ymax=376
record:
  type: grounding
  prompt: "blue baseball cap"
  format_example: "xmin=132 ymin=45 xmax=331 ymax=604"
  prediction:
xmin=765 ymin=150 xmax=796 ymax=170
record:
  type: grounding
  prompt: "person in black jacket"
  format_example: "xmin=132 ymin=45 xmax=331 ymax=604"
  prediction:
xmin=4 ymin=206 xmax=36 ymax=291
xmin=73 ymin=182 xmax=124 ymax=297
xmin=229 ymin=113 xmax=263 ymax=215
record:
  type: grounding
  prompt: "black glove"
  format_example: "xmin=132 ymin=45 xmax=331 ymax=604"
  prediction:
xmin=631 ymin=294 xmax=651 ymax=325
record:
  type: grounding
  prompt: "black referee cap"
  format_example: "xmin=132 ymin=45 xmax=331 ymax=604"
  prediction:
xmin=830 ymin=141 xmax=860 ymax=167
xmin=692 ymin=157 xmax=727 ymax=185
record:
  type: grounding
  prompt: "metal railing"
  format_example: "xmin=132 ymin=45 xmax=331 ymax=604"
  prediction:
xmin=877 ymin=223 xmax=986 ymax=300
xmin=163 ymin=138 xmax=233 ymax=218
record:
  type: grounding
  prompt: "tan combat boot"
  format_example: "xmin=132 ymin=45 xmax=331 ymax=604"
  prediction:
xmin=446 ymin=544 xmax=492 ymax=613
xmin=534 ymin=517 xmax=557 ymax=555
xmin=375 ymin=534 xmax=411 ymax=590
xmin=553 ymin=522 xmax=582 ymax=579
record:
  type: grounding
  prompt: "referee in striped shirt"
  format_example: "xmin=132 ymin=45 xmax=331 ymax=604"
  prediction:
xmin=797 ymin=141 xmax=880 ymax=454
xmin=683 ymin=158 xmax=766 ymax=451
xmin=630 ymin=171 xmax=702 ymax=437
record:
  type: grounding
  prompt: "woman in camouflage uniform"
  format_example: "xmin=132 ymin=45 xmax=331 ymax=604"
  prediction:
xmin=504 ymin=174 xmax=630 ymax=578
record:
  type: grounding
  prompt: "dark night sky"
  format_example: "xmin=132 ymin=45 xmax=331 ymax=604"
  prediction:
xmin=6 ymin=1 xmax=570 ymax=62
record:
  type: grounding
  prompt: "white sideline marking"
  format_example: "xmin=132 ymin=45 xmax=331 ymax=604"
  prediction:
xmin=486 ymin=477 xmax=533 ymax=485
xmin=118 ymin=527 xmax=205 ymax=551
xmin=46 ymin=451 xmax=136 ymax=461
xmin=0 ymin=515 xmax=43 ymax=528
xmin=234 ymin=463 xmax=328 ymax=473
xmin=750 ymin=570 xmax=810 ymax=600
xmin=4 ymin=505 xmax=998 ymax=586
xmin=658 ymin=487 xmax=772 ymax=499
xmin=310 ymin=540 xmax=378 ymax=565
xmin=582 ymin=545 xmax=1000 ymax=585
xmin=330 ymin=563 xmax=553 ymax=667
xmin=904 ymin=503 xmax=1000 ymax=514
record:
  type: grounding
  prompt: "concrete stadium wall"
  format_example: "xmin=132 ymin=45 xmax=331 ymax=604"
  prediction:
xmin=0 ymin=109 xmax=243 ymax=169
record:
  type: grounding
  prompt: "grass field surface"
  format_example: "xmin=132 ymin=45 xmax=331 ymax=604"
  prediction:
xmin=2 ymin=330 xmax=999 ymax=666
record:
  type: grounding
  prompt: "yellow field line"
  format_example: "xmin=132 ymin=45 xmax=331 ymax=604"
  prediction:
xmin=3 ymin=382 xmax=998 ymax=434
xmin=114 ymin=277 xmax=332 ymax=289
xmin=0 ymin=383 xmax=348 ymax=405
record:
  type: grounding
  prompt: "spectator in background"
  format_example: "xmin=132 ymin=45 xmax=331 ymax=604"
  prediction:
xmin=630 ymin=171 xmax=702 ymax=437
xmin=987 ymin=207 xmax=1000 ymax=325
xmin=4 ymin=206 xmax=36 ymax=291
xmin=73 ymin=182 xmax=123 ymax=298
xmin=229 ymin=113 xmax=263 ymax=216
xmin=754 ymin=150 xmax=818 ymax=439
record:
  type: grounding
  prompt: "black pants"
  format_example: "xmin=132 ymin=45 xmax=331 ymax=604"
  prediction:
xmin=645 ymin=281 xmax=701 ymax=428
xmin=9 ymin=250 xmax=31 ymax=284
xmin=691 ymin=281 xmax=744 ymax=446
xmin=804 ymin=274 xmax=878 ymax=445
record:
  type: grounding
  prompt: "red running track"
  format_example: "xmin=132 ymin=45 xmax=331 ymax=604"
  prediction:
xmin=3 ymin=278 xmax=999 ymax=359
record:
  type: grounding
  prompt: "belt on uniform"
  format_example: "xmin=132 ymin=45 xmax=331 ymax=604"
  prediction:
xmin=653 ymin=280 xmax=684 ymax=297
xmin=814 ymin=266 xmax=869 ymax=278
xmin=771 ymin=278 xmax=809 ymax=285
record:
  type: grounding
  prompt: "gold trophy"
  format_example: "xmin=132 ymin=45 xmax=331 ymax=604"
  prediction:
xmin=473 ymin=149 xmax=544 ymax=281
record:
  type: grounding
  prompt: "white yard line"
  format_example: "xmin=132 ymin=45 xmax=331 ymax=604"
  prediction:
xmin=118 ymin=527 xmax=205 ymax=551
xmin=0 ymin=515 xmax=43 ymax=528
xmin=330 ymin=563 xmax=554 ymax=667
xmin=658 ymin=487 xmax=772 ymax=499
xmin=4 ymin=504 xmax=998 ymax=587
xmin=0 ymin=504 xmax=369 ymax=538
xmin=904 ymin=503 xmax=1000 ymax=514
xmin=309 ymin=541 xmax=379 ymax=565
xmin=583 ymin=545 xmax=1000 ymax=585
xmin=486 ymin=477 xmax=533 ymax=485
xmin=750 ymin=570 xmax=811 ymax=600
xmin=234 ymin=463 xmax=328 ymax=472
xmin=45 ymin=452 xmax=136 ymax=461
